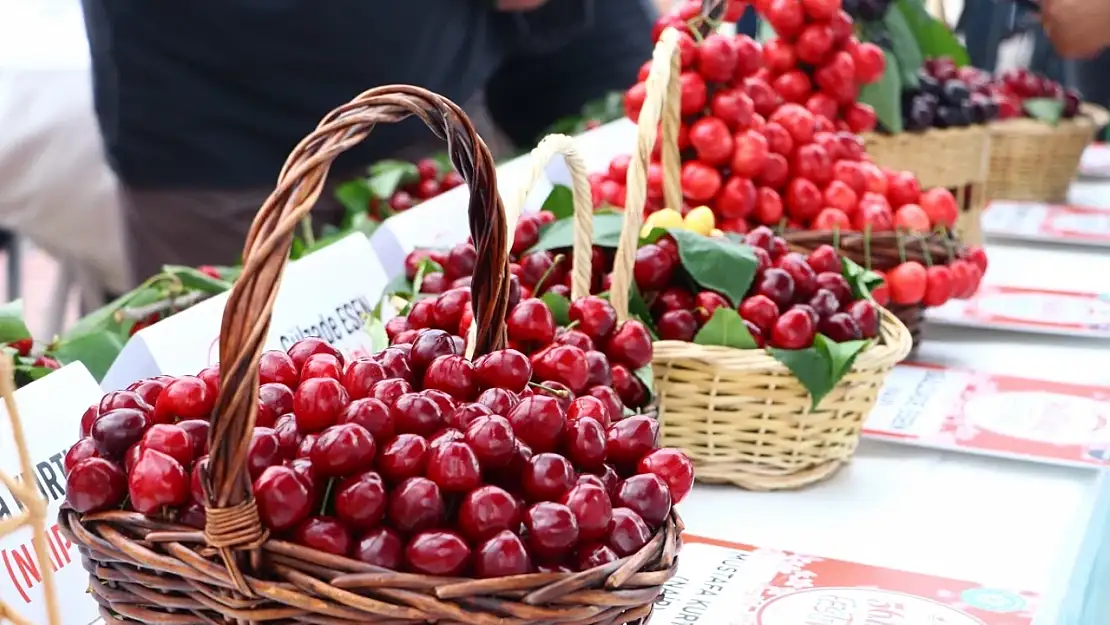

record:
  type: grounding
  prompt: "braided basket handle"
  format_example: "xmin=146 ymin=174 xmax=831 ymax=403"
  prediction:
xmin=204 ymin=86 xmax=506 ymax=588
xmin=612 ymin=28 xmax=682 ymax=322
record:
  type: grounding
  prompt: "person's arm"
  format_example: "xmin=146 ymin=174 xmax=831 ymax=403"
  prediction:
xmin=1041 ymin=0 xmax=1110 ymax=58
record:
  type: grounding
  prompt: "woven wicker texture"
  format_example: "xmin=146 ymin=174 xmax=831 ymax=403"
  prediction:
xmin=652 ymin=308 xmax=911 ymax=491
xmin=784 ymin=229 xmax=967 ymax=350
xmin=61 ymin=85 xmax=680 ymax=625
xmin=862 ymin=125 xmax=990 ymax=246
xmin=987 ymin=103 xmax=1110 ymax=202
xmin=628 ymin=30 xmax=913 ymax=491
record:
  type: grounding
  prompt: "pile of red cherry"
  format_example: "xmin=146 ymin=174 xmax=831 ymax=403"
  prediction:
xmin=369 ymin=158 xmax=464 ymax=218
xmin=641 ymin=226 xmax=881 ymax=347
xmin=66 ymin=319 xmax=686 ymax=578
xmin=598 ymin=0 xmax=971 ymax=239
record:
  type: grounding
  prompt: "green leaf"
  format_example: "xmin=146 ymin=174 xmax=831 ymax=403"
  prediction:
xmin=0 ymin=300 xmax=30 ymax=344
xmin=841 ymin=257 xmax=885 ymax=301
xmin=1024 ymin=98 xmax=1064 ymax=125
xmin=52 ymin=330 xmax=126 ymax=382
xmin=13 ymin=364 xmax=53 ymax=387
xmin=410 ymin=257 xmax=443 ymax=296
xmin=882 ymin=8 xmax=923 ymax=88
xmin=895 ymin=0 xmax=970 ymax=67
xmin=365 ymin=315 xmax=389 ymax=353
xmin=529 ymin=212 xmax=626 ymax=253
xmin=859 ymin=48 xmax=904 ymax=134
xmin=431 ymin=152 xmax=453 ymax=176
xmin=646 ymin=229 xmax=758 ymax=306
xmin=580 ymin=91 xmax=625 ymax=122
xmin=64 ymin=286 xmax=164 ymax=339
xmin=541 ymin=292 xmax=572 ymax=326
xmin=815 ymin=335 xmax=871 ymax=385
xmin=334 ymin=179 xmax=375 ymax=217
xmin=628 ymin=283 xmax=659 ymax=339
xmin=163 ymin=265 xmax=233 ymax=294
xmin=384 ymin=272 xmax=415 ymax=297
xmin=367 ymin=160 xmax=420 ymax=200
xmin=542 ymin=185 xmax=576 ymax=220
xmin=693 ymin=308 xmax=758 ymax=349
xmin=633 ymin=364 xmax=655 ymax=403
xmin=770 ymin=346 xmax=837 ymax=410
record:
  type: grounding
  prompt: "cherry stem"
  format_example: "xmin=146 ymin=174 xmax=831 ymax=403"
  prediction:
xmin=919 ymin=236 xmax=934 ymax=267
xmin=776 ymin=217 xmax=788 ymax=235
xmin=894 ymin=229 xmax=907 ymax=265
xmin=832 ymin=227 xmax=841 ymax=251
xmin=535 ymin=254 xmax=566 ymax=294
xmin=118 ymin=290 xmax=212 ymax=322
xmin=565 ymin=319 xmax=580 ymax=330
xmin=939 ymin=230 xmax=957 ymax=264
xmin=320 ymin=478 xmax=335 ymax=516
xmin=528 ymin=381 xmax=569 ymax=397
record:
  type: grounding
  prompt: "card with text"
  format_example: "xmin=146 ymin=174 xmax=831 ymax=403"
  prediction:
xmin=982 ymin=201 xmax=1110 ymax=246
xmin=1079 ymin=142 xmax=1110 ymax=178
xmin=655 ymin=536 xmax=1038 ymax=624
xmin=926 ymin=285 xmax=1110 ymax=338
xmin=865 ymin=363 xmax=1110 ymax=467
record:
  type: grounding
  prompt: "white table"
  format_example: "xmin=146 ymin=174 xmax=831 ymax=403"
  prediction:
xmin=373 ymin=118 xmax=1110 ymax=625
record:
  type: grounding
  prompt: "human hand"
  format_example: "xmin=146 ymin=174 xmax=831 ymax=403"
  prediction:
xmin=495 ymin=0 xmax=550 ymax=11
xmin=1041 ymin=0 xmax=1110 ymax=58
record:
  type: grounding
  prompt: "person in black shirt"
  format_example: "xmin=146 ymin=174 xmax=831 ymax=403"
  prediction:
xmin=82 ymin=0 xmax=654 ymax=284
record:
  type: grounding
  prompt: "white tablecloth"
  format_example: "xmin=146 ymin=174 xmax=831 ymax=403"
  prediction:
xmin=0 ymin=0 xmax=127 ymax=293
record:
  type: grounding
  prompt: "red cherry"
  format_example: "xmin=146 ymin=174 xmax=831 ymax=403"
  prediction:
xmin=152 ymin=376 xmax=213 ymax=423
xmin=524 ymin=502 xmax=580 ymax=559
xmin=64 ymin=438 xmax=100 ymax=474
xmin=300 ymin=353 xmax=343 ymax=381
xmin=355 ymin=527 xmax=404 ymax=569
xmin=738 ymin=295 xmax=780 ymax=334
xmin=406 ymin=530 xmax=471 ymax=576
xmin=337 ymin=397 xmax=394 ymax=442
xmin=464 ymin=415 xmax=516 ymax=469
xmin=532 ymin=345 xmax=590 ymax=394
xmin=507 ymin=298 xmax=557 ymax=346
xmin=79 ymin=404 xmax=99 ymax=439
xmin=507 ymin=396 xmax=565 ymax=453
xmin=523 ymin=453 xmax=577 ymax=502
xmin=561 ymin=483 xmax=613 ymax=541
xmin=66 ymin=458 xmax=126 ymax=513
xmin=607 ymin=507 xmax=652 ymax=556
xmin=820 ymin=312 xmax=863 ymax=342
xmin=246 ymin=427 xmax=283 ymax=481
xmin=476 ymin=387 xmax=520 ymax=415
xmin=409 ymin=329 xmax=460 ymax=372
xmin=575 ymin=543 xmax=620 ymax=571
xmin=777 ymin=252 xmax=819 ymax=300
xmin=473 ymin=349 xmax=532 ymax=393
xmin=605 ymin=320 xmax=653 ymax=370
xmin=606 ymin=416 xmax=659 ymax=468
xmin=888 ymin=261 xmax=928 ymax=305
xmin=140 ymin=424 xmax=194 ymax=468
xmin=584 ymin=351 xmax=613 ymax=388
xmin=458 ymin=485 xmax=520 ymax=542
xmin=426 ymin=441 xmax=483 ymax=492
xmin=294 ymin=516 xmax=352 ymax=557
xmin=99 ymin=390 xmax=152 ymax=416
xmin=637 ymin=448 xmax=695 ymax=504
xmin=388 ymin=476 xmax=445 ymax=534
xmin=127 ymin=379 xmax=167 ymax=408
xmin=587 ymin=387 xmax=625 ymax=426
xmin=375 ymin=347 xmax=413 ymax=382
xmin=252 ymin=464 xmax=313 ymax=531
xmin=611 ymin=365 xmax=649 ymax=410
xmin=292 ymin=377 xmax=349 ymax=433
xmin=771 ymin=308 xmax=817 ymax=349
xmin=91 ymin=408 xmax=149 ymax=458
xmin=564 ymin=417 xmax=608 ymax=471
xmin=555 ymin=329 xmax=595 ymax=353
xmin=341 ymin=358 xmax=389 ymax=400
xmin=129 ymin=449 xmax=189 ymax=515
xmin=474 ymin=530 xmax=534 ymax=578
xmin=377 ymin=433 xmax=429 ymax=483
xmin=310 ymin=423 xmax=376 ymax=477
xmin=334 ymin=470 xmax=387 ymax=530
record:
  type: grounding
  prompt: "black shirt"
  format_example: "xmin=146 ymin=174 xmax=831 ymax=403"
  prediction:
xmin=82 ymin=0 xmax=508 ymax=188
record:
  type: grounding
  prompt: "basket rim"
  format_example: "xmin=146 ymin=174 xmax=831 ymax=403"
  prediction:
xmin=989 ymin=102 xmax=1109 ymax=137
xmin=652 ymin=307 xmax=912 ymax=371
xmin=862 ymin=123 xmax=990 ymax=143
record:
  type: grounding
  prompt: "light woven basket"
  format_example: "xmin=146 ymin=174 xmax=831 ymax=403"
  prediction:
xmin=61 ymin=86 xmax=681 ymax=625
xmin=617 ymin=31 xmax=914 ymax=491
xmin=862 ymin=125 xmax=990 ymax=246
xmin=987 ymin=103 xmax=1110 ymax=202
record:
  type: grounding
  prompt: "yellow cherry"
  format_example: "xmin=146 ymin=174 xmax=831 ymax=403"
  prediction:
xmin=683 ymin=206 xmax=716 ymax=236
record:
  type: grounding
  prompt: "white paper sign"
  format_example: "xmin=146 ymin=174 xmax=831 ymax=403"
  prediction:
xmin=101 ymin=235 xmax=389 ymax=391
xmin=0 ymin=363 xmax=101 ymax=625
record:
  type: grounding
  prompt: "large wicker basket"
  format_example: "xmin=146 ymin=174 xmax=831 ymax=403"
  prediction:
xmin=784 ymin=230 xmax=968 ymax=350
xmin=60 ymin=86 xmax=680 ymax=625
xmin=987 ymin=103 xmax=1110 ymax=202
xmin=862 ymin=125 xmax=990 ymax=246
xmin=616 ymin=31 xmax=913 ymax=491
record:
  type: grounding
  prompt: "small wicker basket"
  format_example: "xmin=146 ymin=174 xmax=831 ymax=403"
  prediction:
xmin=616 ymin=30 xmax=913 ymax=491
xmin=61 ymin=86 xmax=680 ymax=625
xmin=987 ymin=103 xmax=1110 ymax=202
xmin=862 ymin=125 xmax=990 ymax=246
xmin=784 ymin=230 xmax=968 ymax=349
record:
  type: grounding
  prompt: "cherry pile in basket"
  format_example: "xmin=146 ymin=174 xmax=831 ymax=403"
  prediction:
xmin=604 ymin=0 xmax=967 ymax=237
xmin=65 ymin=321 xmax=685 ymax=577
xmin=368 ymin=157 xmax=465 ymax=217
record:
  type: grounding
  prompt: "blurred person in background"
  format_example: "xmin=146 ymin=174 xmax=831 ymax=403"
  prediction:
xmin=1041 ymin=0 xmax=1110 ymax=118
xmin=81 ymin=0 xmax=653 ymax=286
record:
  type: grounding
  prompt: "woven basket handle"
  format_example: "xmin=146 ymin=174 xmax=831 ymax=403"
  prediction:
xmin=204 ymin=86 xmax=506 ymax=588
xmin=611 ymin=28 xmax=682 ymax=322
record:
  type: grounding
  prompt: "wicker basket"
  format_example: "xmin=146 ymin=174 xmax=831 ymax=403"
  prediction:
xmin=784 ymin=230 xmax=968 ymax=350
xmin=60 ymin=86 xmax=680 ymax=625
xmin=862 ymin=125 xmax=990 ymax=246
xmin=987 ymin=103 xmax=1110 ymax=202
xmin=616 ymin=31 xmax=913 ymax=491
